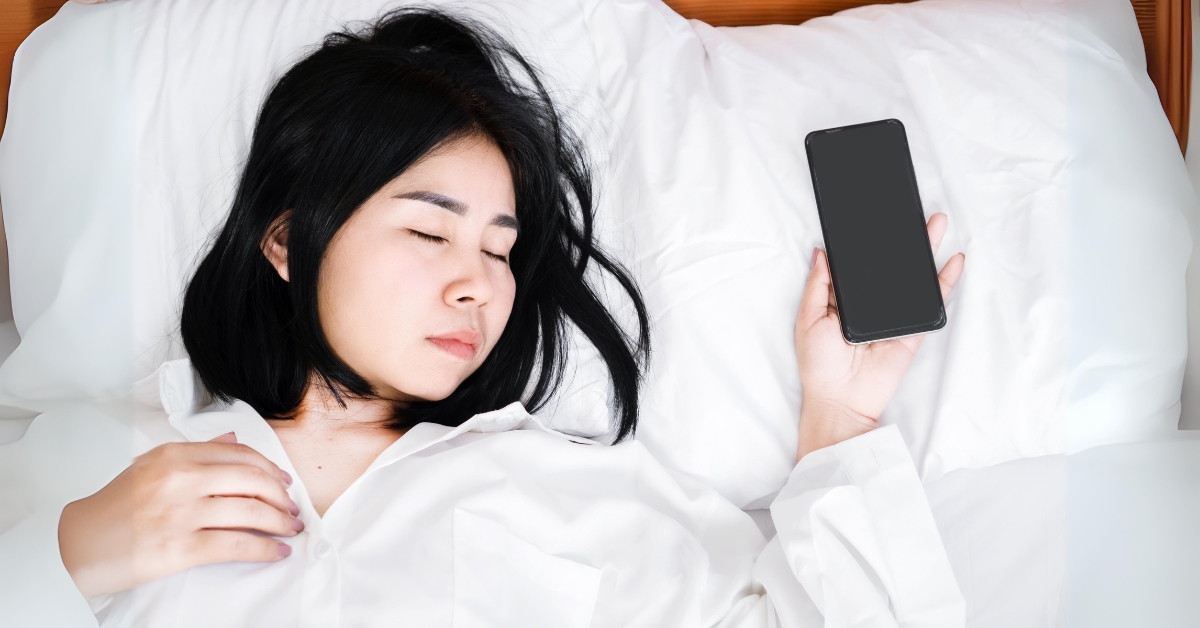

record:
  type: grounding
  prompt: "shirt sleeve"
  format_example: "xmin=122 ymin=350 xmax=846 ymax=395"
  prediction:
xmin=0 ymin=405 xmax=138 ymax=627
xmin=0 ymin=506 xmax=99 ymax=627
xmin=756 ymin=425 xmax=965 ymax=628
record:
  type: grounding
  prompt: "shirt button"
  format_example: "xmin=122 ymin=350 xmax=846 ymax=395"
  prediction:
xmin=313 ymin=541 xmax=331 ymax=559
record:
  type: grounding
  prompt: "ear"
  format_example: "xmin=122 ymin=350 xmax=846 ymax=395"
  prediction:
xmin=261 ymin=212 xmax=292 ymax=282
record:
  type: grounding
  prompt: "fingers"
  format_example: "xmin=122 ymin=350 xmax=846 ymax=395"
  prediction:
xmin=194 ymin=496 xmax=303 ymax=537
xmin=923 ymin=211 xmax=964 ymax=300
xmin=937 ymin=252 xmax=966 ymax=300
xmin=798 ymin=247 xmax=835 ymax=330
xmin=819 ymin=250 xmax=836 ymax=309
xmin=926 ymin=212 xmax=948 ymax=257
xmin=190 ymin=529 xmax=292 ymax=566
xmin=186 ymin=441 xmax=291 ymax=487
xmin=889 ymin=252 xmax=964 ymax=356
xmin=798 ymin=225 xmax=962 ymax=339
xmin=195 ymin=464 xmax=295 ymax=515
xmin=893 ymin=329 xmax=926 ymax=356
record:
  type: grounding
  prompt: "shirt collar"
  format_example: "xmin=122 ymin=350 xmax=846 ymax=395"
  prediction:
xmin=154 ymin=359 xmax=599 ymax=474
xmin=170 ymin=399 xmax=599 ymax=496
xmin=363 ymin=401 xmax=599 ymax=474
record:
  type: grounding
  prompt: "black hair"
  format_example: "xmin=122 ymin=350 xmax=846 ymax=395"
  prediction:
xmin=180 ymin=8 xmax=650 ymax=441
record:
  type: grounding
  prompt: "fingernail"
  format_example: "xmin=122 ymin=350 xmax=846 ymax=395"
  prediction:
xmin=811 ymin=248 xmax=818 ymax=266
xmin=291 ymin=517 xmax=305 ymax=532
xmin=281 ymin=470 xmax=293 ymax=486
xmin=289 ymin=500 xmax=299 ymax=516
xmin=277 ymin=543 xmax=292 ymax=558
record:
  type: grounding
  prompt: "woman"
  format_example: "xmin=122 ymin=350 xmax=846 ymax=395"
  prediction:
xmin=51 ymin=8 xmax=965 ymax=627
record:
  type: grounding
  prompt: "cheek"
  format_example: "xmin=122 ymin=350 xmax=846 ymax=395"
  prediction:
xmin=315 ymin=224 xmax=516 ymax=400
xmin=318 ymin=234 xmax=441 ymax=371
xmin=483 ymin=270 xmax=517 ymax=346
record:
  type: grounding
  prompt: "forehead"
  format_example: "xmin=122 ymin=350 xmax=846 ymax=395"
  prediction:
xmin=392 ymin=135 xmax=516 ymax=215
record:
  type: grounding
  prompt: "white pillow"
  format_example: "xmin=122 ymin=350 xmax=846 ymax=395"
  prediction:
xmin=0 ymin=0 xmax=613 ymax=418
xmin=1 ymin=0 xmax=1192 ymax=507
xmin=0 ymin=0 xmax=133 ymax=410
xmin=572 ymin=0 xmax=1191 ymax=504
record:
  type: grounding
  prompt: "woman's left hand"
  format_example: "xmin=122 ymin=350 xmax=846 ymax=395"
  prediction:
xmin=794 ymin=212 xmax=965 ymax=459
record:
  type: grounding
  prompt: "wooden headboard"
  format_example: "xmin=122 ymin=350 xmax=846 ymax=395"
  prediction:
xmin=0 ymin=0 xmax=1192 ymax=152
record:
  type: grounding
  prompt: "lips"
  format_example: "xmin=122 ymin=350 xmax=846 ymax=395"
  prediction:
xmin=427 ymin=329 xmax=482 ymax=361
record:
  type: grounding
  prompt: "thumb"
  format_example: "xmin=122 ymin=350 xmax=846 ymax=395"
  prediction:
xmin=798 ymin=248 xmax=833 ymax=330
xmin=208 ymin=431 xmax=238 ymax=444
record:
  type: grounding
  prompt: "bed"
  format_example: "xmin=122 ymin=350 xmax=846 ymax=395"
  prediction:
xmin=0 ymin=0 xmax=1198 ymax=626
xmin=0 ymin=0 xmax=1191 ymax=145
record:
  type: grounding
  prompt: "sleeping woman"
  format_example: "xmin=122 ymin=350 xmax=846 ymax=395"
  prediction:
xmin=51 ymin=8 xmax=966 ymax=627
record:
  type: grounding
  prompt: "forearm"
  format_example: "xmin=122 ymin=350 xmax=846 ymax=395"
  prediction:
xmin=59 ymin=495 xmax=135 ymax=599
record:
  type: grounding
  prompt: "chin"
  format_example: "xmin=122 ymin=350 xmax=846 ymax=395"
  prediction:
xmin=400 ymin=376 xmax=467 ymax=403
xmin=377 ymin=350 xmax=477 ymax=402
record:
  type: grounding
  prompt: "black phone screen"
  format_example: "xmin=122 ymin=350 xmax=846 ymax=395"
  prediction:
xmin=804 ymin=119 xmax=945 ymax=344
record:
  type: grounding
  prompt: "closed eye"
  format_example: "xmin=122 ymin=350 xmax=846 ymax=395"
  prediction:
xmin=409 ymin=230 xmax=447 ymax=244
xmin=485 ymin=251 xmax=508 ymax=263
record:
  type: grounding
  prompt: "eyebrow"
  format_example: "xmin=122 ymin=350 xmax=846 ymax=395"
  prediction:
xmin=395 ymin=190 xmax=466 ymax=214
xmin=395 ymin=190 xmax=519 ymax=232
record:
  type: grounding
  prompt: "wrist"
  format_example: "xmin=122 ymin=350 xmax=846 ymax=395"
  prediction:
xmin=59 ymin=496 xmax=126 ymax=599
xmin=59 ymin=498 xmax=100 ymax=598
xmin=797 ymin=397 xmax=878 ymax=460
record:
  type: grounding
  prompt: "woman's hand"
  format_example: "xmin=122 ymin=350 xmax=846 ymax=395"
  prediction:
xmin=58 ymin=433 xmax=303 ymax=599
xmin=795 ymin=213 xmax=965 ymax=459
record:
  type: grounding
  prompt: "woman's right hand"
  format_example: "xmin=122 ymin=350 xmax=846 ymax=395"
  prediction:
xmin=794 ymin=213 xmax=964 ymax=459
xmin=57 ymin=433 xmax=303 ymax=599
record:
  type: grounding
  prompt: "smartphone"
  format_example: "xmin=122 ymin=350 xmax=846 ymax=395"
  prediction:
xmin=804 ymin=118 xmax=945 ymax=344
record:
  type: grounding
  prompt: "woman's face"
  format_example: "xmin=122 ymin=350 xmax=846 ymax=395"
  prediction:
xmin=268 ymin=135 xmax=518 ymax=402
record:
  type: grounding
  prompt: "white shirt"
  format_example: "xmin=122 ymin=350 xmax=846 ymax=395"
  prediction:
xmin=0 ymin=369 xmax=964 ymax=627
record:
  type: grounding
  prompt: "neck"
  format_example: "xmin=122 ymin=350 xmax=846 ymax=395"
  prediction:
xmin=280 ymin=378 xmax=399 ymax=435
xmin=266 ymin=378 xmax=407 ymax=518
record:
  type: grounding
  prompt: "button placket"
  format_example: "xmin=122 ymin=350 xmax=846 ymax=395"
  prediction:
xmin=298 ymin=533 xmax=341 ymax=628
xmin=291 ymin=508 xmax=339 ymax=628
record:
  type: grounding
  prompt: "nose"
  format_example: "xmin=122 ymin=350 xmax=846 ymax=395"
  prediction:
xmin=443 ymin=246 xmax=495 ymax=308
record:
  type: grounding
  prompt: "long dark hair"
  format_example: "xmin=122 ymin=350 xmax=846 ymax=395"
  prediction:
xmin=180 ymin=8 xmax=650 ymax=441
